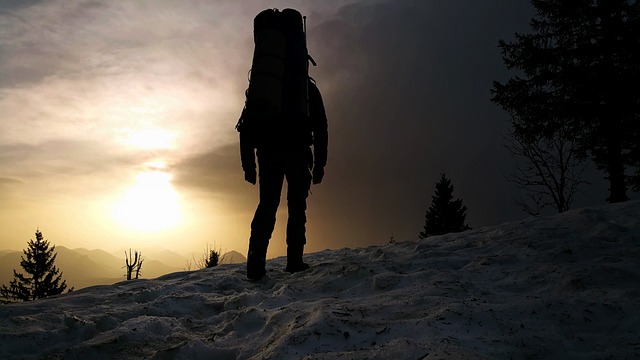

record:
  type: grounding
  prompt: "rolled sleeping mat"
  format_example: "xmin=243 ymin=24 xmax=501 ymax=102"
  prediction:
xmin=247 ymin=9 xmax=285 ymax=123
xmin=280 ymin=8 xmax=309 ymax=121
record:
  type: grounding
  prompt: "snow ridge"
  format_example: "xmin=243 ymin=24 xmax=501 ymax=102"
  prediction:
xmin=1 ymin=201 xmax=639 ymax=359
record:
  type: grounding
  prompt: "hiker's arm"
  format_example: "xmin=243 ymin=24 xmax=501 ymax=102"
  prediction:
xmin=310 ymin=82 xmax=328 ymax=183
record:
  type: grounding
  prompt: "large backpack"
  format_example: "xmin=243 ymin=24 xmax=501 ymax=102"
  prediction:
xmin=236 ymin=8 xmax=314 ymax=143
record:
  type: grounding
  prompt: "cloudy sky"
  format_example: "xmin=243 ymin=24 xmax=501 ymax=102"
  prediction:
xmin=0 ymin=0 xmax=614 ymax=257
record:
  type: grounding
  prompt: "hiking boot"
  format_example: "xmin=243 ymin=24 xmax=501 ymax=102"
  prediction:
xmin=285 ymin=261 xmax=310 ymax=273
xmin=247 ymin=251 xmax=266 ymax=280
xmin=285 ymin=244 xmax=309 ymax=273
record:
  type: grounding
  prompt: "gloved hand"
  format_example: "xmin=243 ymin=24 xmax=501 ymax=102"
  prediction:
xmin=244 ymin=168 xmax=257 ymax=185
xmin=312 ymin=166 xmax=324 ymax=184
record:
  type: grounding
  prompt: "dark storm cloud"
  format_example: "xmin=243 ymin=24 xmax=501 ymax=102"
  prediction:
xmin=172 ymin=143 xmax=257 ymax=213
xmin=301 ymin=0 xmax=536 ymax=245
xmin=172 ymin=143 xmax=241 ymax=192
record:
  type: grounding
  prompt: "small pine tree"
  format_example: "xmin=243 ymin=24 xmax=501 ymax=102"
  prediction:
xmin=420 ymin=174 xmax=471 ymax=238
xmin=192 ymin=243 xmax=223 ymax=269
xmin=204 ymin=249 xmax=220 ymax=268
xmin=0 ymin=230 xmax=69 ymax=302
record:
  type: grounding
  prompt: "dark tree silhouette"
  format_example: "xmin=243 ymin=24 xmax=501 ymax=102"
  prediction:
xmin=205 ymin=249 xmax=220 ymax=268
xmin=124 ymin=249 xmax=143 ymax=280
xmin=0 ymin=230 xmax=69 ymax=302
xmin=420 ymin=174 xmax=471 ymax=238
xmin=193 ymin=244 xmax=223 ymax=269
xmin=492 ymin=0 xmax=640 ymax=203
xmin=504 ymin=118 xmax=589 ymax=215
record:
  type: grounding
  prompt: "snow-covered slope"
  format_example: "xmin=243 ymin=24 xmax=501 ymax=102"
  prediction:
xmin=1 ymin=202 xmax=639 ymax=359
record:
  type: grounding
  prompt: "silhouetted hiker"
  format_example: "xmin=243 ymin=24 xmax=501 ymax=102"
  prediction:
xmin=236 ymin=9 xmax=328 ymax=280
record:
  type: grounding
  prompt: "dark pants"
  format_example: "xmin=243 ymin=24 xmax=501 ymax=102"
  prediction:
xmin=249 ymin=146 xmax=312 ymax=256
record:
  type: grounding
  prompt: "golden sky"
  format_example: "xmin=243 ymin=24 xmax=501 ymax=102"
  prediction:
xmin=3 ymin=0 xmax=610 ymax=259
xmin=0 ymin=1 xmax=355 ymax=257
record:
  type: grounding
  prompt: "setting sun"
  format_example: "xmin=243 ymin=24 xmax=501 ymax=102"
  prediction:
xmin=112 ymin=170 xmax=182 ymax=233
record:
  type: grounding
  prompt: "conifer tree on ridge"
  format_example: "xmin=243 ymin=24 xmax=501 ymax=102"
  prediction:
xmin=0 ymin=229 xmax=69 ymax=302
xmin=420 ymin=174 xmax=471 ymax=238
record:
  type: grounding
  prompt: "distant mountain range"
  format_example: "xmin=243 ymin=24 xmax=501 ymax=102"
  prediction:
xmin=0 ymin=247 xmax=246 ymax=290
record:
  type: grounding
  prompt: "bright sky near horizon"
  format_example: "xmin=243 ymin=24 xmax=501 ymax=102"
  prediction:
xmin=0 ymin=0 xmax=618 ymax=258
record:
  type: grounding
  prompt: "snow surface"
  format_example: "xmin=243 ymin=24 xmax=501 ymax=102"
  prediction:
xmin=1 ymin=201 xmax=639 ymax=359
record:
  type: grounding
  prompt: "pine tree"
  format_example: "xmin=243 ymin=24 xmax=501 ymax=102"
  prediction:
xmin=204 ymin=249 xmax=220 ymax=268
xmin=420 ymin=174 xmax=471 ymax=238
xmin=0 ymin=230 xmax=69 ymax=302
xmin=191 ymin=243 xmax=224 ymax=269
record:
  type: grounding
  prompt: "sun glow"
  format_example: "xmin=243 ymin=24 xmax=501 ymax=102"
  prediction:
xmin=113 ymin=170 xmax=182 ymax=233
xmin=123 ymin=128 xmax=177 ymax=150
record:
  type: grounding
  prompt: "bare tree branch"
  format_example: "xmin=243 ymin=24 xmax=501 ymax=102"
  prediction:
xmin=504 ymin=117 xmax=589 ymax=214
